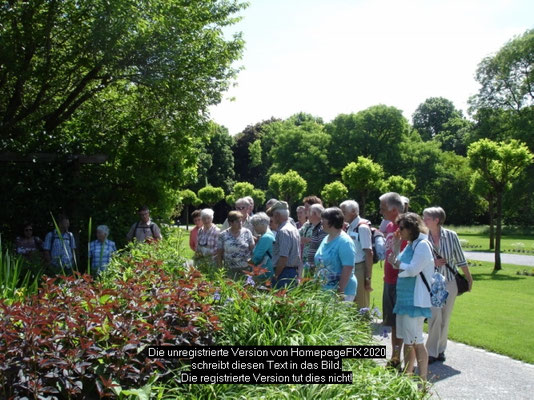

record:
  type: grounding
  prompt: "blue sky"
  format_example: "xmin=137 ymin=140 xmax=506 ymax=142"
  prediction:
xmin=209 ymin=0 xmax=534 ymax=134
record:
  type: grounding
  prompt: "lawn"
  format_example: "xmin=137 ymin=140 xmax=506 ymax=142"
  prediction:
xmin=369 ymin=260 xmax=534 ymax=364
xmin=450 ymin=225 xmax=534 ymax=254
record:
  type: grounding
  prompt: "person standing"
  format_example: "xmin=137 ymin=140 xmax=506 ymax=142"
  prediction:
xmin=43 ymin=214 xmax=77 ymax=274
xmin=340 ymin=200 xmax=373 ymax=309
xmin=389 ymin=212 xmax=433 ymax=382
xmin=195 ymin=209 xmax=220 ymax=266
xmin=89 ymin=225 xmax=117 ymax=275
xmin=15 ymin=222 xmax=44 ymax=262
xmin=126 ymin=206 xmax=162 ymax=243
xmin=217 ymin=211 xmax=255 ymax=279
xmin=379 ymin=192 xmax=406 ymax=369
xmin=189 ymin=209 xmax=202 ymax=251
xmin=267 ymin=201 xmax=301 ymax=289
xmin=423 ymin=206 xmax=473 ymax=364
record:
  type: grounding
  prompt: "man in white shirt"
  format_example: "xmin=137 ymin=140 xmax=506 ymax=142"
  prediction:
xmin=340 ymin=200 xmax=373 ymax=309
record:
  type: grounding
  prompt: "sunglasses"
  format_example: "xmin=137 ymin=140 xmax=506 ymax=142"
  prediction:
xmin=236 ymin=206 xmax=247 ymax=210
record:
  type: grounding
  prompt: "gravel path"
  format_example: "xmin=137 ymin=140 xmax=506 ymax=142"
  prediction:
xmin=372 ymin=325 xmax=534 ymax=399
xmin=464 ymin=251 xmax=534 ymax=267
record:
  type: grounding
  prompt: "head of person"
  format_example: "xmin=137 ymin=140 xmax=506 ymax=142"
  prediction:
xmin=235 ymin=198 xmax=250 ymax=218
xmin=422 ymin=206 xmax=446 ymax=230
xmin=191 ymin=209 xmax=202 ymax=228
xmin=244 ymin=196 xmax=254 ymax=214
xmin=138 ymin=206 xmax=150 ymax=224
xmin=266 ymin=201 xmax=289 ymax=225
xmin=303 ymin=195 xmax=323 ymax=217
xmin=401 ymin=196 xmax=410 ymax=213
xmin=309 ymin=203 xmax=325 ymax=225
xmin=57 ymin=213 xmax=70 ymax=232
xmin=296 ymin=206 xmax=307 ymax=224
xmin=22 ymin=222 xmax=34 ymax=239
xmin=396 ymin=212 xmax=427 ymax=242
xmin=379 ymin=192 xmax=404 ymax=223
xmin=339 ymin=200 xmax=360 ymax=223
xmin=320 ymin=207 xmax=345 ymax=233
xmin=200 ymin=208 xmax=214 ymax=227
xmin=250 ymin=212 xmax=270 ymax=235
xmin=96 ymin=225 xmax=110 ymax=242
xmin=227 ymin=210 xmax=243 ymax=230
xmin=265 ymin=198 xmax=278 ymax=211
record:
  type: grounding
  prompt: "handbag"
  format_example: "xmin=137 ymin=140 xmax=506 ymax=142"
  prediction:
xmin=446 ymin=264 xmax=469 ymax=295
xmin=430 ymin=246 xmax=469 ymax=296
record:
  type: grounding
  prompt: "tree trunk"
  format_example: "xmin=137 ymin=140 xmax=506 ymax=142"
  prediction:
xmin=489 ymin=198 xmax=495 ymax=250
xmin=185 ymin=205 xmax=189 ymax=231
xmin=494 ymin=193 xmax=502 ymax=271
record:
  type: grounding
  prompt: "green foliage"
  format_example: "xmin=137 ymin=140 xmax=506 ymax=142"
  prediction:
xmin=341 ymin=157 xmax=384 ymax=216
xmin=381 ymin=175 xmax=416 ymax=197
xmin=470 ymin=29 xmax=534 ymax=112
xmin=321 ymin=181 xmax=349 ymax=207
xmin=0 ymin=240 xmax=40 ymax=304
xmin=249 ymin=139 xmax=262 ymax=167
xmin=180 ymin=190 xmax=200 ymax=207
xmin=225 ymin=181 xmax=265 ymax=208
xmin=268 ymin=170 xmax=307 ymax=206
xmin=0 ymin=0 xmax=246 ymax=246
xmin=198 ymin=186 xmax=225 ymax=207
xmin=326 ymin=105 xmax=410 ymax=175
xmin=267 ymin=116 xmax=331 ymax=195
xmin=412 ymin=97 xmax=462 ymax=141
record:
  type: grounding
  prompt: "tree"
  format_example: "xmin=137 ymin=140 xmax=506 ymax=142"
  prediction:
xmin=326 ymin=105 xmax=410 ymax=175
xmin=0 ymin=0 xmax=246 ymax=245
xmin=321 ymin=181 xmax=349 ymax=207
xmin=225 ymin=181 xmax=254 ymax=206
xmin=179 ymin=190 xmax=200 ymax=230
xmin=267 ymin=116 xmax=330 ymax=195
xmin=412 ymin=97 xmax=462 ymax=141
xmin=268 ymin=170 xmax=307 ymax=207
xmin=468 ymin=139 xmax=533 ymax=270
xmin=381 ymin=176 xmax=416 ymax=197
xmin=198 ymin=186 xmax=225 ymax=207
xmin=470 ymin=171 xmax=497 ymax=249
xmin=470 ymin=29 xmax=534 ymax=113
xmin=341 ymin=157 xmax=384 ymax=217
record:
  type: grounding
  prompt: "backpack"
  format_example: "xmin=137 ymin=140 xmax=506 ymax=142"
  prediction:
xmin=414 ymin=239 xmax=448 ymax=308
xmin=355 ymin=220 xmax=386 ymax=264
xmin=134 ymin=221 xmax=155 ymax=237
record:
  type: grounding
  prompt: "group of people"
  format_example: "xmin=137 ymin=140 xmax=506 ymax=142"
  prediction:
xmin=15 ymin=206 xmax=162 ymax=275
xmin=189 ymin=192 xmax=473 ymax=382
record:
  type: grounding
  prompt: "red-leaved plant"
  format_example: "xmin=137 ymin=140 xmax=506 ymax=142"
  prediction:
xmin=0 ymin=259 xmax=220 ymax=399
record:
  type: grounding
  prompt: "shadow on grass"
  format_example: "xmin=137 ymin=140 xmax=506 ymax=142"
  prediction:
xmin=473 ymin=273 xmax=525 ymax=281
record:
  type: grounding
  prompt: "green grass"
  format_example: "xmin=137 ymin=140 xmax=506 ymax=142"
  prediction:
xmin=450 ymin=225 xmax=534 ymax=254
xmin=370 ymin=261 xmax=534 ymax=364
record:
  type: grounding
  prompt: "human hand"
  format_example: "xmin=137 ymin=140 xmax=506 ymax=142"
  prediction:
xmin=434 ymin=257 xmax=447 ymax=267
xmin=364 ymin=279 xmax=373 ymax=292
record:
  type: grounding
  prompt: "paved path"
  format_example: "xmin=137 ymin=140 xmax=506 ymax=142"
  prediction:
xmin=372 ymin=325 xmax=534 ymax=399
xmin=464 ymin=251 xmax=534 ymax=267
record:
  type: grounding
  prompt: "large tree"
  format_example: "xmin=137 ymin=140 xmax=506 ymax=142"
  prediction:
xmin=0 ymin=0 xmax=246 ymax=244
xmin=412 ymin=97 xmax=462 ymax=141
xmin=268 ymin=170 xmax=307 ymax=208
xmin=341 ymin=156 xmax=384 ymax=217
xmin=468 ymin=139 xmax=533 ymax=270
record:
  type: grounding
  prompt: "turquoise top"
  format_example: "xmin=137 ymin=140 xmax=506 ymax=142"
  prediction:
xmin=314 ymin=231 xmax=357 ymax=296
xmin=252 ymin=229 xmax=275 ymax=278
xmin=393 ymin=242 xmax=431 ymax=318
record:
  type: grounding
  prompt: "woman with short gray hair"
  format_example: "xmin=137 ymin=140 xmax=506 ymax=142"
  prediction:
xmin=195 ymin=208 xmax=220 ymax=265
xmin=249 ymin=212 xmax=275 ymax=279
xmin=423 ymin=206 xmax=473 ymax=365
xmin=89 ymin=225 xmax=117 ymax=275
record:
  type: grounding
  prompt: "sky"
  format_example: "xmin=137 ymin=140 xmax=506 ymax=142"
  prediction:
xmin=209 ymin=0 xmax=534 ymax=135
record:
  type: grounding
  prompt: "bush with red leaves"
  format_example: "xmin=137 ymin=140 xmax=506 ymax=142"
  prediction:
xmin=0 ymin=261 xmax=219 ymax=399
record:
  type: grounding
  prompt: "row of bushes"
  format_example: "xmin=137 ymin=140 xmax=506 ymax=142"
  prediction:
xmin=0 ymin=229 xmax=427 ymax=399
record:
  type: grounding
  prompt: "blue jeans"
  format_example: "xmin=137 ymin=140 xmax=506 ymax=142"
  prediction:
xmin=273 ymin=267 xmax=298 ymax=289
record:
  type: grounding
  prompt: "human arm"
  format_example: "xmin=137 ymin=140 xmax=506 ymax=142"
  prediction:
xmin=399 ymin=240 xmax=433 ymax=277
xmin=338 ymin=265 xmax=354 ymax=294
xmin=152 ymin=223 xmax=162 ymax=240
xmin=274 ymin=256 xmax=288 ymax=279
xmin=363 ymin=248 xmax=373 ymax=291
xmin=460 ymin=265 xmax=474 ymax=291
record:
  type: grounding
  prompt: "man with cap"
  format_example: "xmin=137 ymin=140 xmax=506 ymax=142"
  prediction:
xmin=267 ymin=201 xmax=301 ymax=289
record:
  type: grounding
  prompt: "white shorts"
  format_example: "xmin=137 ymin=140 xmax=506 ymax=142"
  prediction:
xmin=396 ymin=315 xmax=425 ymax=344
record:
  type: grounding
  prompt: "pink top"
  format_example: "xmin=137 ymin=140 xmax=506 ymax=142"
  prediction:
xmin=383 ymin=222 xmax=407 ymax=284
xmin=189 ymin=226 xmax=200 ymax=251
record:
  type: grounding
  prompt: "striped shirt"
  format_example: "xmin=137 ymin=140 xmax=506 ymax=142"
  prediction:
xmin=197 ymin=225 xmax=220 ymax=258
xmin=308 ymin=222 xmax=327 ymax=265
xmin=89 ymin=239 xmax=117 ymax=272
xmin=428 ymin=227 xmax=468 ymax=282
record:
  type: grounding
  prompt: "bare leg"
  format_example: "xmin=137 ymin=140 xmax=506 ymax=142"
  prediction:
xmin=415 ymin=343 xmax=428 ymax=381
xmin=403 ymin=344 xmax=416 ymax=374
xmin=391 ymin=326 xmax=403 ymax=360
